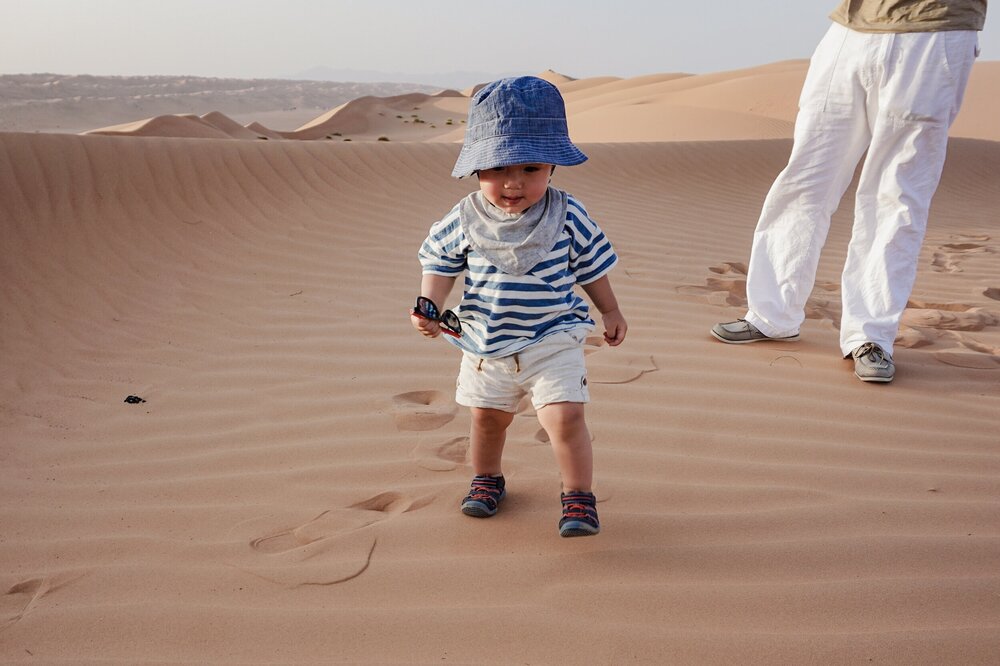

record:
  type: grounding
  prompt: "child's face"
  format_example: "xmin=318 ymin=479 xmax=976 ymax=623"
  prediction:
xmin=476 ymin=163 xmax=553 ymax=214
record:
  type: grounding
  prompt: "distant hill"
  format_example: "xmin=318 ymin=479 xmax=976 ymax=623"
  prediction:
xmin=0 ymin=73 xmax=443 ymax=133
xmin=286 ymin=67 xmax=523 ymax=90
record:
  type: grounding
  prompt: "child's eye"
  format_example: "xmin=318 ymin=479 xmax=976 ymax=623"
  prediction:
xmin=524 ymin=166 xmax=540 ymax=172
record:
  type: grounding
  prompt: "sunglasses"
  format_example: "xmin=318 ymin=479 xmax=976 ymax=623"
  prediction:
xmin=412 ymin=296 xmax=462 ymax=338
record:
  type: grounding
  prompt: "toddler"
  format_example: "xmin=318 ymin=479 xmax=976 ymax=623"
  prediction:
xmin=411 ymin=76 xmax=626 ymax=537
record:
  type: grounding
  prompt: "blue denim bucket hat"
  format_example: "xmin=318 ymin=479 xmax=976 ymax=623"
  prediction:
xmin=452 ymin=76 xmax=587 ymax=178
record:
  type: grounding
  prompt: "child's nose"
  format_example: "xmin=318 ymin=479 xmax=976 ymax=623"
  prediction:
xmin=504 ymin=171 xmax=522 ymax=187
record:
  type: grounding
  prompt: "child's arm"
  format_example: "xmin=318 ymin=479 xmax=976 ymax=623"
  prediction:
xmin=581 ymin=275 xmax=627 ymax=346
xmin=411 ymin=273 xmax=458 ymax=338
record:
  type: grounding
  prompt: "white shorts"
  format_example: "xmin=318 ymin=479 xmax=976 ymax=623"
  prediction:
xmin=455 ymin=329 xmax=590 ymax=412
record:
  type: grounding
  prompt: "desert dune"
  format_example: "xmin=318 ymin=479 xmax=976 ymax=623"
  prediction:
xmin=69 ymin=60 xmax=1000 ymax=144
xmin=1 ymin=61 xmax=999 ymax=664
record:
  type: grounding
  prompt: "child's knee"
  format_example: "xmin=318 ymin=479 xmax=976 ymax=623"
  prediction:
xmin=471 ymin=406 xmax=515 ymax=431
xmin=538 ymin=402 xmax=587 ymax=431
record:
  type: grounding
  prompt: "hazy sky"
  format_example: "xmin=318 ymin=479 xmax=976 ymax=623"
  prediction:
xmin=2 ymin=0 xmax=996 ymax=83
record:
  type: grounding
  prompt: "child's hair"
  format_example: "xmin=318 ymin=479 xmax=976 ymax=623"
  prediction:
xmin=452 ymin=76 xmax=586 ymax=179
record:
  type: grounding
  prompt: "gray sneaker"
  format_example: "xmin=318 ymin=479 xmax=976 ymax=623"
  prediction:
xmin=711 ymin=319 xmax=800 ymax=344
xmin=852 ymin=342 xmax=895 ymax=383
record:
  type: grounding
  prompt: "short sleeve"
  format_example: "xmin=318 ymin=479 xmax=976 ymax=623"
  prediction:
xmin=566 ymin=198 xmax=618 ymax=285
xmin=418 ymin=209 xmax=467 ymax=276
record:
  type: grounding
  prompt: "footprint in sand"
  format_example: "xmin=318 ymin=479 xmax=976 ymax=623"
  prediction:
xmin=897 ymin=298 xmax=1000 ymax=368
xmin=2 ymin=578 xmax=52 ymax=633
xmin=895 ymin=328 xmax=1000 ymax=368
xmin=930 ymin=235 xmax=993 ymax=273
xmin=708 ymin=261 xmax=748 ymax=276
xmin=676 ymin=262 xmax=747 ymax=306
xmin=679 ymin=262 xmax=841 ymax=324
xmin=895 ymin=326 xmax=938 ymax=350
xmin=684 ymin=260 xmax=1000 ymax=369
xmin=412 ymin=436 xmax=469 ymax=471
xmin=919 ymin=322 xmax=1000 ymax=368
xmin=2 ymin=573 xmax=82 ymax=633
xmin=933 ymin=348 xmax=1000 ymax=369
xmin=391 ymin=390 xmax=457 ymax=431
xmin=350 ymin=491 xmax=435 ymax=514
xmin=234 ymin=491 xmax=434 ymax=588
xmin=902 ymin=303 xmax=999 ymax=332
xmin=868 ymin=296 xmax=1000 ymax=367
xmin=247 ymin=492 xmax=433 ymax=555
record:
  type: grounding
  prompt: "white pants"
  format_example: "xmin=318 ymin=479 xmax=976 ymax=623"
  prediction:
xmin=744 ymin=23 xmax=979 ymax=357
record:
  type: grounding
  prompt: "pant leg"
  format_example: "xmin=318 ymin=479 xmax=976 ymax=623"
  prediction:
xmin=839 ymin=30 xmax=979 ymax=357
xmin=745 ymin=23 xmax=873 ymax=338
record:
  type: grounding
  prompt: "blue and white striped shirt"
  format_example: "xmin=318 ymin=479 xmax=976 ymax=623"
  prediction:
xmin=419 ymin=193 xmax=618 ymax=358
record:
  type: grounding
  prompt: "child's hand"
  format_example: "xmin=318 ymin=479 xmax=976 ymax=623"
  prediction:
xmin=411 ymin=310 xmax=442 ymax=338
xmin=601 ymin=308 xmax=627 ymax=346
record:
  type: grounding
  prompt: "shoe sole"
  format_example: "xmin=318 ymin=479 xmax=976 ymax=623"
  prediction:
xmin=461 ymin=502 xmax=496 ymax=517
xmin=559 ymin=521 xmax=600 ymax=537
xmin=711 ymin=330 xmax=800 ymax=344
xmin=461 ymin=489 xmax=506 ymax=518
xmin=856 ymin=373 xmax=894 ymax=383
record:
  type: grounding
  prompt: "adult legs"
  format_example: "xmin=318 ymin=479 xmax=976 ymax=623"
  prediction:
xmin=744 ymin=24 xmax=872 ymax=338
xmin=839 ymin=30 xmax=979 ymax=357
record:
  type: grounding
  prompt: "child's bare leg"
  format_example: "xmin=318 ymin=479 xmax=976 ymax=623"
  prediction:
xmin=536 ymin=402 xmax=592 ymax=491
xmin=469 ymin=407 xmax=514 ymax=476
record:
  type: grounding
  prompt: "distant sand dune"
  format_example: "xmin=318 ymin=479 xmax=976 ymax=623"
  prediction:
xmin=291 ymin=89 xmax=466 ymax=141
xmin=559 ymin=72 xmax=692 ymax=105
xmin=244 ymin=120 xmax=287 ymax=140
xmin=570 ymin=104 xmax=794 ymax=141
xmin=89 ymin=111 xmax=275 ymax=140
xmin=87 ymin=113 xmax=235 ymax=139
xmin=1 ymin=129 xmax=998 ymax=662
xmin=200 ymin=111 xmax=267 ymax=140
xmin=0 ymin=74 xmax=443 ymax=134
xmin=537 ymin=69 xmax=577 ymax=85
xmin=69 ymin=61 xmax=1000 ymax=144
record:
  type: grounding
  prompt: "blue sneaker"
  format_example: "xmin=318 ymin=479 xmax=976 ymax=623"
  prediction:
xmin=461 ymin=475 xmax=506 ymax=517
xmin=559 ymin=491 xmax=600 ymax=537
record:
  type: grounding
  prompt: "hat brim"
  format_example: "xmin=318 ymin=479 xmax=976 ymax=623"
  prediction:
xmin=452 ymin=135 xmax=587 ymax=179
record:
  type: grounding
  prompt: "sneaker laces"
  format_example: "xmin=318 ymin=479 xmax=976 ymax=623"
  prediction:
xmin=854 ymin=342 xmax=887 ymax=365
xmin=562 ymin=502 xmax=592 ymax=519
xmin=466 ymin=477 xmax=502 ymax=507
xmin=561 ymin=493 xmax=598 ymax=525
xmin=468 ymin=488 xmax=498 ymax=502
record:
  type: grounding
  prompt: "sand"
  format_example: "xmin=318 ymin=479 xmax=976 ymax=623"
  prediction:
xmin=1 ymin=61 xmax=999 ymax=664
